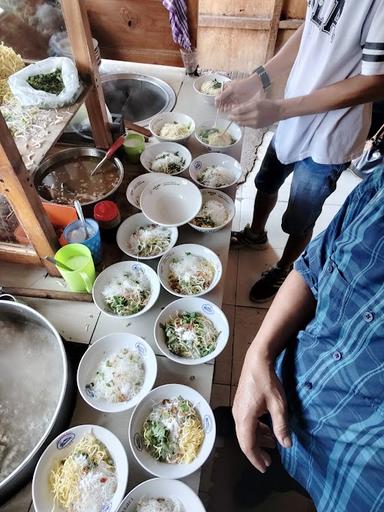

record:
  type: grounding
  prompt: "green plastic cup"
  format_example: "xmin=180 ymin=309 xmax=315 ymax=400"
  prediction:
xmin=55 ymin=243 xmax=96 ymax=293
xmin=123 ymin=132 xmax=145 ymax=163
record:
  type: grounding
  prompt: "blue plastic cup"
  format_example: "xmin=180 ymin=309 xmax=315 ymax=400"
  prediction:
xmin=63 ymin=219 xmax=102 ymax=265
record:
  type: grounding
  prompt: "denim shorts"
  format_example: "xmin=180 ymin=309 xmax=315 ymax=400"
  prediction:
xmin=255 ymin=138 xmax=350 ymax=236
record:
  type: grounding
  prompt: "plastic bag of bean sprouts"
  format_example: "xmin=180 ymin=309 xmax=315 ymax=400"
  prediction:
xmin=8 ymin=57 xmax=82 ymax=109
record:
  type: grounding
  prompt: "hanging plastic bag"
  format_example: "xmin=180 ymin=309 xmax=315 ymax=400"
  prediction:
xmin=8 ymin=57 xmax=82 ymax=109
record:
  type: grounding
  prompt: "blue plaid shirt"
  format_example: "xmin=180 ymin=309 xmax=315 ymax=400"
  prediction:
xmin=276 ymin=167 xmax=384 ymax=512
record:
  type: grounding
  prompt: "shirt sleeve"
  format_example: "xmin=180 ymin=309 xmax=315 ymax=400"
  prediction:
xmin=362 ymin=1 xmax=384 ymax=76
xmin=294 ymin=167 xmax=384 ymax=298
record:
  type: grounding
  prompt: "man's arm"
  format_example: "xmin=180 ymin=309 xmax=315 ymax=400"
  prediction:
xmin=233 ymin=269 xmax=316 ymax=472
xmin=229 ymin=74 xmax=384 ymax=128
xmin=216 ymin=24 xmax=304 ymax=110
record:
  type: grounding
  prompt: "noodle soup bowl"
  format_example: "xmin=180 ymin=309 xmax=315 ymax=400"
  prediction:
xmin=188 ymin=189 xmax=236 ymax=233
xmin=92 ymin=261 xmax=161 ymax=319
xmin=116 ymin=213 xmax=178 ymax=260
xmin=157 ymin=243 xmax=222 ymax=298
xmin=77 ymin=333 xmax=158 ymax=412
xmin=33 ymin=424 xmax=128 ymax=512
xmin=117 ymin=478 xmax=206 ymax=512
xmin=154 ymin=297 xmax=229 ymax=365
xmin=193 ymin=73 xmax=231 ymax=105
xmin=149 ymin=112 xmax=195 ymax=144
xmin=129 ymin=384 xmax=216 ymax=479
xmin=189 ymin=152 xmax=242 ymax=189
xmin=140 ymin=142 xmax=192 ymax=176
xmin=195 ymin=120 xmax=242 ymax=153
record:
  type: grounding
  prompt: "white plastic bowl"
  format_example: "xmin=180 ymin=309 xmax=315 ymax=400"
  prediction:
xmin=195 ymin=119 xmax=242 ymax=153
xmin=117 ymin=478 xmax=206 ymax=512
xmin=140 ymin=142 xmax=192 ymax=175
xmin=129 ymin=384 xmax=216 ymax=479
xmin=188 ymin=189 xmax=236 ymax=233
xmin=193 ymin=73 xmax=231 ymax=104
xmin=149 ymin=112 xmax=195 ymax=143
xmin=140 ymin=176 xmax=202 ymax=227
xmin=116 ymin=213 xmax=178 ymax=260
xmin=154 ymin=297 xmax=229 ymax=365
xmin=92 ymin=261 xmax=161 ymax=319
xmin=77 ymin=333 xmax=157 ymax=413
xmin=157 ymin=243 xmax=222 ymax=298
xmin=126 ymin=173 xmax=167 ymax=209
xmin=189 ymin=152 xmax=242 ymax=189
xmin=32 ymin=424 xmax=128 ymax=512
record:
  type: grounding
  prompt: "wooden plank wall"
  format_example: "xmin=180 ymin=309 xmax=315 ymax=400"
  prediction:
xmin=198 ymin=0 xmax=306 ymax=72
xmin=83 ymin=0 xmax=198 ymax=67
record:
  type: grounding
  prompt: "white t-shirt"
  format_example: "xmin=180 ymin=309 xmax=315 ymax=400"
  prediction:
xmin=275 ymin=0 xmax=384 ymax=165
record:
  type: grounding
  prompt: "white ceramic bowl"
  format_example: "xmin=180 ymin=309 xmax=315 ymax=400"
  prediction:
xmin=140 ymin=176 xmax=202 ymax=227
xmin=154 ymin=297 xmax=229 ymax=365
xmin=193 ymin=73 xmax=231 ymax=104
xmin=116 ymin=213 xmax=178 ymax=260
xmin=77 ymin=333 xmax=158 ymax=413
xmin=195 ymin=119 xmax=242 ymax=153
xmin=117 ymin=478 xmax=206 ymax=512
xmin=32 ymin=424 xmax=128 ymax=512
xmin=126 ymin=173 xmax=167 ymax=209
xmin=157 ymin=243 xmax=222 ymax=298
xmin=140 ymin=142 xmax=192 ymax=176
xmin=188 ymin=189 xmax=236 ymax=233
xmin=92 ymin=261 xmax=161 ymax=319
xmin=129 ymin=384 xmax=216 ymax=479
xmin=149 ymin=112 xmax=195 ymax=143
xmin=189 ymin=152 xmax=242 ymax=189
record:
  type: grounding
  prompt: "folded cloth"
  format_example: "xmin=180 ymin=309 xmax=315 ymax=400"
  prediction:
xmin=162 ymin=0 xmax=191 ymax=50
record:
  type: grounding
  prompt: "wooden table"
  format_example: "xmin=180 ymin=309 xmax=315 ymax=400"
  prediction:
xmin=0 ymin=60 xmax=256 ymax=512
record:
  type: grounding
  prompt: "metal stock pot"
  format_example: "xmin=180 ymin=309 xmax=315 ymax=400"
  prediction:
xmin=0 ymin=295 xmax=69 ymax=504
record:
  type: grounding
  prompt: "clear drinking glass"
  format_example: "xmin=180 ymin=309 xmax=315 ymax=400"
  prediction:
xmin=179 ymin=47 xmax=198 ymax=75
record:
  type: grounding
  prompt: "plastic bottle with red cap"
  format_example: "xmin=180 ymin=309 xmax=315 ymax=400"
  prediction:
xmin=93 ymin=200 xmax=121 ymax=241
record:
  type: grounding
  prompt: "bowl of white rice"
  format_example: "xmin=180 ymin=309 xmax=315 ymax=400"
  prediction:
xmin=188 ymin=189 xmax=235 ymax=233
xmin=116 ymin=213 xmax=178 ymax=260
xmin=77 ymin=333 xmax=157 ymax=413
xmin=195 ymin=119 xmax=242 ymax=153
xmin=193 ymin=73 xmax=231 ymax=104
xmin=92 ymin=261 xmax=161 ymax=319
xmin=149 ymin=112 xmax=195 ymax=144
xmin=189 ymin=152 xmax=242 ymax=189
xmin=117 ymin=478 xmax=206 ymax=512
xmin=140 ymin=142 xmax=192 ymax=176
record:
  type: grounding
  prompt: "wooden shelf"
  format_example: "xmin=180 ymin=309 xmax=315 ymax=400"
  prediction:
xmin=1 ymin=86 xmax=89 ymax=174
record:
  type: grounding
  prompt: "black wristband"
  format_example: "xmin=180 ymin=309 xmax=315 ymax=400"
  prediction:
xmin=253 ymin=65 xmax=271 ymax=91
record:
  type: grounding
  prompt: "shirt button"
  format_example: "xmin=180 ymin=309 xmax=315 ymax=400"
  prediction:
xmin=328 ymin=263 xmax=334 ymax=273
xmin=304 ymin=381 xmax=313 ymax=390
xmin=363 ymin=311 xmax=374 ymax=323
xmin=333 ymin=351 xmax=342 ymax=361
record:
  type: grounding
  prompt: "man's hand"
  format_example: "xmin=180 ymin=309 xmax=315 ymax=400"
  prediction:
xmin=228 ymin=95 xmax=283 ymax=129
xmin=232 ymin=352 xmax=292 ymax=473
xmin=215 ymin=75 xmax=263 ymax=112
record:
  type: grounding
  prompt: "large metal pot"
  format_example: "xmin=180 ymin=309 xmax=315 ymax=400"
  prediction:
xmin=0 ymin=296 xmax=70 ymax=504
xmin=33 ymin=147 xmax=124 ymax=208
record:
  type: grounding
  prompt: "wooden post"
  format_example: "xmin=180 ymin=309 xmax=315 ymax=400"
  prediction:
xmin=60 ymin=0 xmax=112 ymax=149
xmin=265 ymin=0 xmax=284 ymax=62
xmin=0 ymin=112 xmax=60 ymax=276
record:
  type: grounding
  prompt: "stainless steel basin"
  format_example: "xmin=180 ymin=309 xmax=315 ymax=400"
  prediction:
xmin=102 ymin=73 xmax=176 ymax=127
